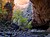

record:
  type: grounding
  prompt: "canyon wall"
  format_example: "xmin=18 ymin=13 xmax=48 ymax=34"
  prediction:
xmin=30 ymin=0 xmax=50 ymax=29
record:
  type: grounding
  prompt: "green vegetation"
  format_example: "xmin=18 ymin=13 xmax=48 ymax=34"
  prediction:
xmin=12 ymin=9 xmax=32 ymax=29
xmin=0 ymin=9 xmax=32 ymax=31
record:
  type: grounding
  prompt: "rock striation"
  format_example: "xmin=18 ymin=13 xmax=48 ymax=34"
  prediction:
xmin=30 ymin=0 xmax=50 ymax=30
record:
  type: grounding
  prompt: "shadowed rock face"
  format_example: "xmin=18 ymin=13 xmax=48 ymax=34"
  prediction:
xmin=4 ymin=2 xmax=13 ymax=21
xmin=30 ymin=0 xmax=50 ymax=30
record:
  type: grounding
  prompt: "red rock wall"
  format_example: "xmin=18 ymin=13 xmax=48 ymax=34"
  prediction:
xmin=30 ymin=0 xmax=50 ymax=26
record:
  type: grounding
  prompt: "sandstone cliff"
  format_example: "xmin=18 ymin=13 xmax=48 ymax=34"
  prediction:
xmin=30 ymin=0 xmax=50 ymax=29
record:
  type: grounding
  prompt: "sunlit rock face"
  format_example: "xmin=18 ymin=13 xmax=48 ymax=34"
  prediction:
xmin=30 ymin=0 xmax=50 ymax=30
xmin=22 ymin=2 xmax=32 ymax=18
xmin=14 ymin=0 xmax=30 ymax=11
xmin=13 ymin=0 xmax=32 ymax=21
